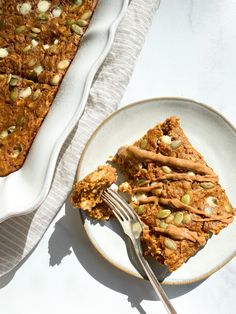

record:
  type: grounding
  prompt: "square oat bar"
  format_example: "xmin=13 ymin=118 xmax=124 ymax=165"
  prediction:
xmin=114 ymin=116 xmax=235 ymax=271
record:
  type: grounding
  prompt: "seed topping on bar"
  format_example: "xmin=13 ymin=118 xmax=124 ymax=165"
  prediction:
xmin=112 ymin=116 xmax=235 ymax=271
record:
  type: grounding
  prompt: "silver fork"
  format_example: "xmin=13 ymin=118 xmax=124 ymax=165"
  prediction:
xmin=102 ymin=187 xmax=177 ymax=314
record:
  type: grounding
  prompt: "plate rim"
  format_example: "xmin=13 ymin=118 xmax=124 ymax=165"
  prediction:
xmin=77 ymin=96 xmax=236 ymax=285
xmin=0 ymin=0 xmax=129 ymax=223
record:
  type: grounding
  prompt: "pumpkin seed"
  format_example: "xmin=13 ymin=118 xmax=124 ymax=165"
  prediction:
xmin=76 ymin=19 xmax=88 ymax=27
xmin=156 ymin=209 xmax=171 ymax=219
xmin=68 ymin=5 xmax=79 ymax=12
xmin=16 ymin=116 xmax=25 ymax=126
xmin=29 ymin=32 xmax=38 ymax=38
xmin=10 ymin=88 xmax=19 ymax=101
xmin=119 ymin=181 xmax=130 ymax=192
xmin=162 ymin=166 xmax=172 ymax=174
xmin=33 ymin=65 xmax=44 ymax=75
xmin=132 ymin=193 xmax=147 ymax=202
xmin=22 ymin=45 xmax=32 ymax=53
xmin=37 ymin=0 xmax=50 ymax=13
xmin=224 ymin=203 xmax=233 ymax=213
xmin=206 ymin=196 xmax=217 ymax=207
xmin=0 ymin=48 xmax=8 ymax=58
xmin=160 ymin=135 xmax=171 ymax=145
xmin=7 ymin=126 xmax=16 ymax=134
xmin=43 ymin=44 xmax=50 ymax=50
xmin=71 ymin=24 xmax=83 ymax=35
xmin=19 ymin=3 xmax=31 ymax=15
xmin=38 ymin=13 xmax=49 ymax=20
xmin=15 ymin=25 xmax=26 ymax=34
xmin=31 ymin=39 xmax=39 ymax=47
xmin=181 ymin=194 xmax=191 ymax=205
xmin=140 ymin=138 xmax=148 ymax=149
xmin=32 ymin=89 xmax=42 ymax=100
xmin=27 ymin=71 xmax=38 ymax=82
xmin=164 ymin=238 xmax=177 ymax=250
xmin=200 ymin=182 xmax=214 ymax=189
xmin=7 ymin=74 xmax=12 ymax=84
xmin=138 ymin=205 xmax=145 ymax=215
xmin=57 ymin=59 xmax=70 ymax=70
xmin=159 ymin=221 xmax=168 ymax=229
xmin=174 ymin=212 xmax=183 ymax=225
xmin=187 ymin=171 xmax=195 ymax=176
xmin=170 ymin=140 xmax=182 ymax=149
xmin=137 ymin=179 xmax=147 ymax=186
xmin=66 ymin=19 xmax=76 ymax=26
xmin=129 ymin=202 xmax=137 ymax=210
xmin=52 ymin=7 xmax=62 ymax=18
xmin=50 ymin=74 xmax=60 ymax=85
xmin=11 ymin=145 xmax=22 ymax=158
xmin=182 ymin=213 xmax=192 ymax=224
xmin=19 ymin=87 xmax=32 ymax=98
xmin=0 ymin=129 xmax=8 ymax=140
xmin=81 ymin=10 xmax=92 ymax=20
xmin=48 ymin=44 xmax=59 ymax=54
xmin=9 ymin=76 xmax=19 ymax=87
xmin=166 ymin=214 xmax=174 ymax=224
xmin=31 ymin=27 xmax=41 ymax=33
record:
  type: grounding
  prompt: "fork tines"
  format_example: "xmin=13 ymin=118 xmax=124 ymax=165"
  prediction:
xmin=103 ymin=188 xmax=137 ymax=221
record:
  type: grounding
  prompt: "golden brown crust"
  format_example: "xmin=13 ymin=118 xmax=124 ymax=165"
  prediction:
xmin=0 ymin=0 xmax=99 ymax=176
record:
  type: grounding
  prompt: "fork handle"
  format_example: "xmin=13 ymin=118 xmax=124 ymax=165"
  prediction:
xmin=135 ymin=244 xmax=177 ymax=314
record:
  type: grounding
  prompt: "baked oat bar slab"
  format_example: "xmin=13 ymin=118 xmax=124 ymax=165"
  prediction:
xmin=0 ymin=0 xmax=98 ymax=84
xmin=0 ymin=0 xmax=98 ymax=175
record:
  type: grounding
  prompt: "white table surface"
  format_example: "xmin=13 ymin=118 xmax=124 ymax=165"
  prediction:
xmin=1 ymin=1 xmax=236 ymax=313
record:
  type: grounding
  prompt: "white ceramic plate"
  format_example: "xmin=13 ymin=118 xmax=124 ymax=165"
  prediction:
xmin=0 ymin=0 xmax=128 ymax=223
xmin=78 ymin=98 xmax=236 ymax=285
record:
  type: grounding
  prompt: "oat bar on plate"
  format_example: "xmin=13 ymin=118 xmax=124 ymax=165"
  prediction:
xmin=114 ymin=116 xmax=235 ymax=271
xmin=71 ymin=116 xmax=235 ymax=271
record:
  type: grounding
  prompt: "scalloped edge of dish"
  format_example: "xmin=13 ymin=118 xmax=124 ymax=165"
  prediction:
xmin=0 ymin=0 xmax=129 ymax=223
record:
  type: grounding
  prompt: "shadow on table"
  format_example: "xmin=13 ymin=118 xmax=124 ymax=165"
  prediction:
xmin=0 ymin=211 xmax=38 ymax=289
xmin=0 ymin=126 xmax=78 ymax=290
xmin=0 ymin=242 xmax=40 ymax=290
xmin=48 ymin=202 xmax=204 ymax=313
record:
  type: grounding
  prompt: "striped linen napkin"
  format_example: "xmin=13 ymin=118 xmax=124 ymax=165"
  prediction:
xmin=0 ymin=0 xmax=160 ymax=277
